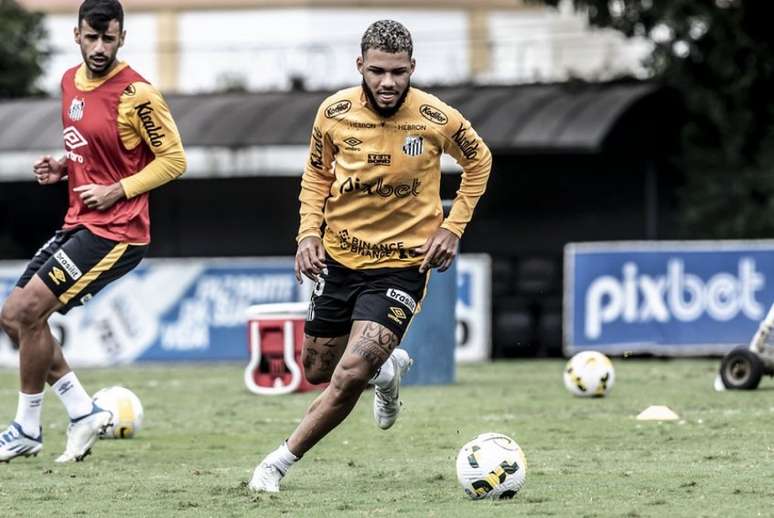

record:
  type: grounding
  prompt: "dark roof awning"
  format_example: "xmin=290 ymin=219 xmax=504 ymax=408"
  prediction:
xmin=0 ymin=81 xmax=672 ymax=154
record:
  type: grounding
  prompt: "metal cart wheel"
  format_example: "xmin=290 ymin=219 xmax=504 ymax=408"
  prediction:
xmin=720 ymin=346 xmax=764 ymax=390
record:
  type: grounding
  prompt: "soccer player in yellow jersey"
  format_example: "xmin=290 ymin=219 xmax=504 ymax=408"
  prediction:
xmin=249 ymin=20 xmax=491 ymax=492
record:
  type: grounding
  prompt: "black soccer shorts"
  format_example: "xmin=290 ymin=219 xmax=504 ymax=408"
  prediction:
xmin=16 ymin=227 xmax=147 ymax=314
xmin=304 ymin=255 xmax=430 ymax=340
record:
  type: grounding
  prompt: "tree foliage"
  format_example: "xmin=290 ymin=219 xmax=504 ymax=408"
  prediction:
xmin=0 ymin=0 xmax=48 ymax=98
xmin=539 ymin=0 xmax=774 ymax=237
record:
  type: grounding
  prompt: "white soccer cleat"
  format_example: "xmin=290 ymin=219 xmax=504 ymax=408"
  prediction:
xmin=55 ymin=404 xmax=112 ymax=463
xmin=373 ymin=348 xmax=413 ymax=430
xmin=0 ymin=422 xmax=43 ymax=462
xmin=248 ymin=461 xmax=285 ymax=493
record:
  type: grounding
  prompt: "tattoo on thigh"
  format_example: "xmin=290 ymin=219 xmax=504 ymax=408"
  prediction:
xmin=313 ymin=336 xmax=342 ymax=348
xmin=303 ymin=348 xmax=318 ymax=371
xmin=352 ymin=323 xmax=398 ymax=369
xmin=320 ymin=350 xmax=337 ymax=372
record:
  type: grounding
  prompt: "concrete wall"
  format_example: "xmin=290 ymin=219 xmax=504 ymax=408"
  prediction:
xmin=36 ymin=4 xmax=649 ymax=94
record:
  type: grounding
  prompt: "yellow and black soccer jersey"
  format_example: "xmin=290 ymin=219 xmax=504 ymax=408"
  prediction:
xmin=298 ymin=86 xmax=492 ymax=269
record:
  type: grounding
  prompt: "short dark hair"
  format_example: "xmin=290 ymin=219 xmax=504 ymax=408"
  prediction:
xmin=78 ymin=0 xmax=124 ymax=32
xmin=361 ymin=20 xmax=413 ymax=57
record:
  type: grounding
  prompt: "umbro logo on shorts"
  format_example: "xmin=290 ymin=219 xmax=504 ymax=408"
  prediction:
xmin=54 ymin=250 xmax=83 ymax=280
xmin=48 ymin=267 xmax=66 ymax=286
xmin=388 ymin=306 xmax=407 ymax=325
xmin=386 ymin=288 xmax=416 ymax=313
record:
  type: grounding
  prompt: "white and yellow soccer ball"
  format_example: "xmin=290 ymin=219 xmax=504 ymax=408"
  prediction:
xmin=563 ymin=351 xmax=615 ymax=397
xmin=92 ymin=386 xmax=144 ymax=439
xmin=456 ymin=432 xmax=527 ymax=500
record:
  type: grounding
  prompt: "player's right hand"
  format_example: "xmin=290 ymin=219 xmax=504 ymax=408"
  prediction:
xmin=295 ymin=236 xmax=325 ymax=284
xmin=33 ymin=155 xmax=65 ymax=185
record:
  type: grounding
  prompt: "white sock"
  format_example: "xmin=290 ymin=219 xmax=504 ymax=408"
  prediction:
xmin=266 ymin=441 xmax=300 ymax=475
xmin=51 ymin=372 xmax=93 ymax=420
xmin=369 ymin=352 xmax=396 ymax=388
xmin=15 ymin=391 xmax=44 ymax=438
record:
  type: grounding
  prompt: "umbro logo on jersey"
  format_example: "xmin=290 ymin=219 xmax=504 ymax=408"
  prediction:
xmin=402 ymin=136 xmax=423 ymax=156
xmin=63 ymin=126 xmax=88 ymax=164
xmin=63 ymin=126 xmax=88 ymax=150
xmin=343 ymin=136 xmax=362 ymax=150
xmin=68 ymin=97 xmax=85 ymax=121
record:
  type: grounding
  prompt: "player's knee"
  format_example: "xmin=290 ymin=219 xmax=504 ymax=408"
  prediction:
xmin=329 ymin=362 xmax=369 ymax=399
xmin=0 ymin=308 xmax=12 ymax=336
xmin=301 ymin=349 xmax=334 ymax=384
xmin=0 ymin=298 xmax=21 ymax=334
xmin=0 ymin=296 xmax=43 ymax=330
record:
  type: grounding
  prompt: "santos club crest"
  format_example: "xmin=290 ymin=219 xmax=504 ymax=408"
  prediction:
xmin=68 ymin=97 xmax=85 ymax=121
xmin=402 ymin=135 xmax=423 ymax=156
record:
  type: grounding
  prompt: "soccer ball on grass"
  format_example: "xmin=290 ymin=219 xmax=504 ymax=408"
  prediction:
xmin=456 ymin=432 xmax=527 ymax=500
xmin=92 ymin=386 xmax=144 ymax=439
xmin=563 ymin=351 xmax=615 ymax=397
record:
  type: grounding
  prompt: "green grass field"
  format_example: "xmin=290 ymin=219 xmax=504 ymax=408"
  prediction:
xmin=1 ymin=359 xmax=773 ymax=517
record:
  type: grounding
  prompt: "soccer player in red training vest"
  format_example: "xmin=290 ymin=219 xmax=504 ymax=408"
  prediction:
xmin=0 ymin=0 xmax=186 ymax=463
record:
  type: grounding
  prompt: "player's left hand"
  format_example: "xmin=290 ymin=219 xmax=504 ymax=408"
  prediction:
xmin=415 ymin=228 xmax=459 ymax=273
xmin=73 ymin=183 xmax=126 ymax=211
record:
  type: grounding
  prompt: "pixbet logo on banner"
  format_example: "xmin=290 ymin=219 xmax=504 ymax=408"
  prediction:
xmin=585 ymin=258 xmax=765 ymax=339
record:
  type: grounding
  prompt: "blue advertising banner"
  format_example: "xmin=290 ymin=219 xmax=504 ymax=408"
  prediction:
xmin=564 ymin=241 xmax=774 ymax=356
xmin=0 ymin=258 xmax=309 ymax=367
xmin=0 ymin=256 xmax=487 ymax=371
xmin=401 ymin=261 xmax=456 ymax=385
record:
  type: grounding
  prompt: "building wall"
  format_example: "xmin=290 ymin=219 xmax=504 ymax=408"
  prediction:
xmin=0 ymin=153 xmax=678 ymax=357
xmin=0 ymin=154 xmax=678 ymax=259
xmin=37 ymin=3 xmax=649 ymax=94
